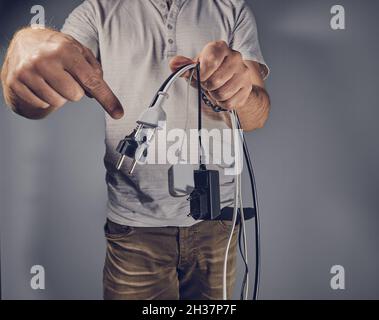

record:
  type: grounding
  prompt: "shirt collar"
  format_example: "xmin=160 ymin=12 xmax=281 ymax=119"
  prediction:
xmin=150 ymin=0 xmax=185 ymax=8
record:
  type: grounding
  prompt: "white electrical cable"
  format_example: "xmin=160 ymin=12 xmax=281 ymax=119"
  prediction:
xmin=153 ymin=63 xmax=198 ymax=109
xmin=222 ymin=110 xmax=241 ymax=300
xmin=178 ymin=68 xmax=195 ymax=162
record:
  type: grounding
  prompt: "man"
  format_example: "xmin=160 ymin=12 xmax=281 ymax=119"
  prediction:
xmin=1 ymin=0 xmax=270 ymax=299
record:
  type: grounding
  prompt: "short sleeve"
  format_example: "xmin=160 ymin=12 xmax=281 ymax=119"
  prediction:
xmin=229 ymin=1 xmax=270 ymax=80
xmin=60 ymin=0 xmax=99 ymax=57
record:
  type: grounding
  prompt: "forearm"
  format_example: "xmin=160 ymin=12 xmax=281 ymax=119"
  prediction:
xmin=235 ymin=85 xmax=270 ymax=132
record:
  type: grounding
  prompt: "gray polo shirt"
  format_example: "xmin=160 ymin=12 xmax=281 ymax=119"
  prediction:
xmin=61 ymin=0 xmax=269 ymax=227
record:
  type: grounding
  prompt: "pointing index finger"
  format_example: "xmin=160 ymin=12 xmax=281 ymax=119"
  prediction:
xmin=65 ymin=54 xmax=124 ymax=119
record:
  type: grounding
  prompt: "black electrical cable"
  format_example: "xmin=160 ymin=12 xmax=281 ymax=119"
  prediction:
xmin=236 ymin=114 xmax=261 ymax=301
xmin=238 ymin=216 xmax=249 ymax=300
xmin=243 ymin=139 xmax=260 ymax=301
xmin=196 ymin=63 xmax=205 ymax=168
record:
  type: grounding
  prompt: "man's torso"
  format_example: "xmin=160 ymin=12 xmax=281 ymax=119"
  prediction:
xmin=62 ymin=0 xmax=262 ymax=227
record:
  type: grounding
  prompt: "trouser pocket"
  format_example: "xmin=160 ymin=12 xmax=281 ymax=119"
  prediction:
xmin=104 ymin=219 xmax=133 ymax=240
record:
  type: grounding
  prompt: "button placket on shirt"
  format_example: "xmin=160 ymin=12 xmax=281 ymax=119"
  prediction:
xmin=151 ymin=0 xmax=183 ymax=58
xmin=166 ymin=0 xmax=183 ymax=57
xmin=151 ymin=0 xmax=169 ymax=21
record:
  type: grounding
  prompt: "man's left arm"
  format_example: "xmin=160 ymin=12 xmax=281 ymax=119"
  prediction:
xmin=196 ymin=41 xmax=270 ymax=132
xmin=235 ymin=60 xmax=270 ymax=131
xmin=170 ymin=40 xmax=270 ymax=132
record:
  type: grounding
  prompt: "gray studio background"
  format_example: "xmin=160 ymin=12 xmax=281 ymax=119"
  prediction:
xmin=0 ymin=0 xmax=378 ymax=300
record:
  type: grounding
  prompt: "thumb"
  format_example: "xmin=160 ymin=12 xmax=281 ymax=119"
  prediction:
xmin=169 ymin=56 xmax=195 ymax=75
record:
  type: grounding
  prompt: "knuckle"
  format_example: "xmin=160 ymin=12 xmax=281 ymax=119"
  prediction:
xmin=4 ymin=73 xmax=17 ymax=87
xmin=207 ymin=41 xmax=219 ymax=49
xmin=43 ymin=46 xmax=64 ymax=60
xmin=12 ymin=69 xmax=25 ymax=83
xmin=13 ymin=62 xmax=35 ymax=81
xmin=217 ymin=40 xmax=228 ymax=47
xmin=212 ymin=88 xmax=227 ymax=101
xmin=48 ymin=46 xmax=63 ymax=58
xmin=51 ymin=97 xmax=67 ymax=108
xmin=219 ymin=90 xmax=229 ymax=101
xmin=25 ymin=53 xmax=54 ymax=74
xmin=211 ymin=40 xmax=228 ymax=50
xmin=55 ymin=36 xmax=74 ymax=50
xmin=203 ymin=51 xmax=215 ymax=62
xmin=233 ymin=50 xmax=243 ymax=61
xmin=46 ymin=40 xmax=73 ymax=59
xmin=28 ymin=53 xmax=43 ymax=66
xmin=82 ymin=74 xmax=103 ymax=90
xmin=206 ymin=43 xmax=221 ymax=56
xmin=70 ymin=88 xmax=85 ymax=102
xmin=202 ymin=58 xmax=217 ymax=71
xmin=69 ymin=56 xmax=82 ymax=70
xmin=206 ymin=77 xmax=222 ymax=89
xmin=215 ymin=40 xmax=229 ymax=53
xmin=93 ymin=66 xmax=103 ymax=77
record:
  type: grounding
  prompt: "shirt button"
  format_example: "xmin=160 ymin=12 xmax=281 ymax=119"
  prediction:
xmin=168 ymin=38 xmax=174 ymax=44
xmin=167 ymin=24 xmax=173 ymax=30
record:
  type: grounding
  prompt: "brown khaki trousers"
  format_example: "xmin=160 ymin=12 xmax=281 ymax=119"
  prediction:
xmin=103 ymin=219 xmax=238 ymax=300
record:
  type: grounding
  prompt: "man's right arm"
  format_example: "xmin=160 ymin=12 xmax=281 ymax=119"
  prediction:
xmin=1 ymin=27 xmax=124 ymax=120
